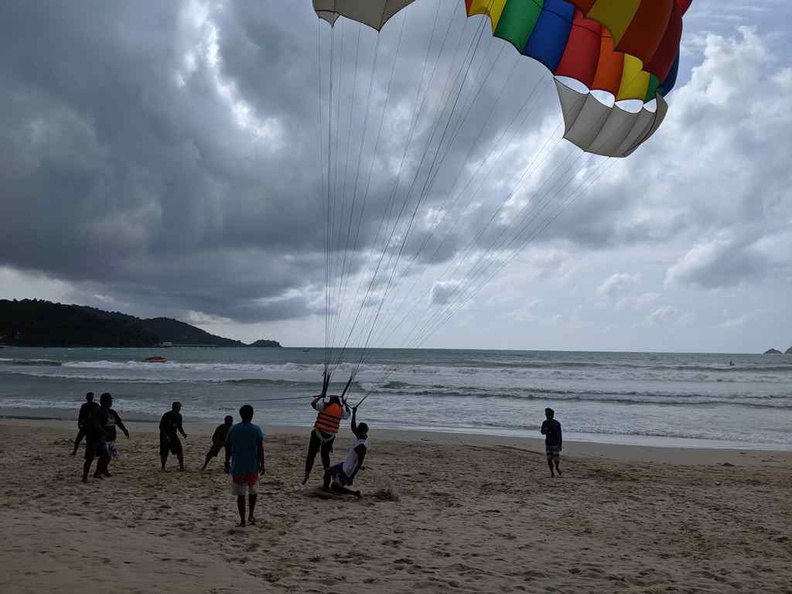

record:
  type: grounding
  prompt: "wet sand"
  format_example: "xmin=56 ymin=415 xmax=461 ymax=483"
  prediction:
xmin=0 ymin=420 xmax=790 ymax=593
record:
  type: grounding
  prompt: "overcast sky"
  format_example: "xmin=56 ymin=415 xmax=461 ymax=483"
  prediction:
xmin=1 ymin=0 xmax=790 ymax=353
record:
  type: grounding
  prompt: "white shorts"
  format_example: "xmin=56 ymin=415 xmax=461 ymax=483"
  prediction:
xmin=230 ymin=475 xmax=258 ymax=496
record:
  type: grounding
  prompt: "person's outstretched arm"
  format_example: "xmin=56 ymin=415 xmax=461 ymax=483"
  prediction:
xmin=540 ymin=420 xmax=548 ymax=435
xmin=311 ymin=396 xmax=325 ymax=411
xmin=114 ymin=411 xmax=130 ymax=438
xmin=350 ymin=407 xmax=358 ymax=434
xmin=178 ymin=415 xmax=187 ymax=438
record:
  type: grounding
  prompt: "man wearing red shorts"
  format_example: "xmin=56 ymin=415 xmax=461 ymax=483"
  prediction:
xmin=226 ymin=404 xmax=265 ymax=527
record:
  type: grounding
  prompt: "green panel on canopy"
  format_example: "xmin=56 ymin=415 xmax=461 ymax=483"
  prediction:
xmin=494 ymin=0 xmax=544 ymax=52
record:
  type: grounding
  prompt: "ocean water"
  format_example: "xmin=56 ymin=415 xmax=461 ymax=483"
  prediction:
xmin=1 ymin=346 xmax=791 ymax=449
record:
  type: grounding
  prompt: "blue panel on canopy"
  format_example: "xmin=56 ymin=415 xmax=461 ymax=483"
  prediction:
xmin=522 ymin=0 xmax=575 ymax=72
xmin=658 ymin=53 xmax=680 ymax=96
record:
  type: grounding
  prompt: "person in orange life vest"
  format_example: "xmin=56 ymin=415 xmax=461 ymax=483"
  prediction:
xmin=323 ymin=406 xmax=368 ymax=498
xmin=302 ymin=394 xmax=350 ymax=484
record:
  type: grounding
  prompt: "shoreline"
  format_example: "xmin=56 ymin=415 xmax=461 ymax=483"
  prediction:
xmin=2 ymin=417 xmax=791 ymax=467
xmin=2 ymin=405 xmax=792 ymax=456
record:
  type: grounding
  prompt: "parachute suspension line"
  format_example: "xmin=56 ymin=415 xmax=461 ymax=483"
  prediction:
xmin=343 ymin=5 xmax=491 ymax=363
xmin=386 ymin=129 xmax=575 ymax=351
xmin=327 ymin=33 xmax=383 ymax=372
xmin=361 ymin=94 xmax=564 ymax=362
xmin=327 ymin=19 xmax=351 ymax=358
xmin=352 ymin=9 xmax=493 ymax=373
xmin=410 ymin=146 xmax=585 ymax=341
xmin=317 ymin=18 xmax=330 ymax=373
xmin=407 ymin=148 xmax=597 ymax=347
xmin=332 ymin=2 xmax=467 ymax=367
xmin=316 ymin=9 xmax=407 ymax=371
xmin=328 ymin=24 xmax=363 ymax=356
xmin=356 ymin=157 xmax=615 ymax=403
xmin=410 ymin=157 xmax=613 ymax=348
xmin=331 ymin=0 xmax=444 ymax=372
xmin=371 ymin=67 xmax=550 ymax=349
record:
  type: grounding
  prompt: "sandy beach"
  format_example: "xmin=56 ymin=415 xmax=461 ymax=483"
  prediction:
xmin=0 ymin=419 xmax=790 ymax=593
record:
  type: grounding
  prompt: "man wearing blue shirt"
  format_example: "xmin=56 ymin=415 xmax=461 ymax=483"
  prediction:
xmin=226 ymin=404 xmax=265 ymax=527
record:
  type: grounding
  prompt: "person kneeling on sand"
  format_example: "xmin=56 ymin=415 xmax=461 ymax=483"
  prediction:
xmin=226 ymin=405 xmax=265 ymax=527
xmin=202 ymin=415 xmax=233 ymax=471
xmin=323 ymin=407 xmax=368 ymax=498
xmin=540 ymin=407 xmax=562 ymax=477
xmin=302 ymin=394 xmax=350 ymax=484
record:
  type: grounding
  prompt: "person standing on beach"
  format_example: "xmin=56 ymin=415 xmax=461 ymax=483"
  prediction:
xmin=159 ymin=401 xmax=187 ymax=471
xmin=541 ymin=408 xmax=562 ymax=477
xmin=323 ymin=406 xmax=368 ymax=498
xmin=202 ymin=415 xmax=233 ymax=471
xmin=226 ymin=404 xmax=265 ymax=527
xmin=82 ymin=392 xmax=129 ymax=481
xmin=302 ymin=394 xmax=350 ymax=485
xmin=71 ymin=392 xmax=99 ymax=456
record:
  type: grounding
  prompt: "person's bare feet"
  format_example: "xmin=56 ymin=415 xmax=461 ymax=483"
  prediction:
xmin=248 ymin=516 xmax=256 ymax=525
xmin=237 ymin=520 xmax=246 ymax=527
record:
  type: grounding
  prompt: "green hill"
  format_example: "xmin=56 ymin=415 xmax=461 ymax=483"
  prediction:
xmin=0 ymin=299 xmax=280 ymax=347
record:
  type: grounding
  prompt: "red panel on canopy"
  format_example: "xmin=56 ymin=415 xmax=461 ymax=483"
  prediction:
xmin=554 ymin=10 xmax=601 ymax=87
xmin=616 ymin=0 xmax=673 ymax=65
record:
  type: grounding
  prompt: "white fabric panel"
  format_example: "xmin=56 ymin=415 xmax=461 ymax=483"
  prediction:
xmin=612 ymin=106 xmax=656 ymax=157
xmin=621 ymin=95 xmax=668 ymax=157
xmin=313 ymin=0 xmax=415 ymax=31
xmin=554 ymin=79 xmax=588 ymax=135
xmin=563 ymin=93 xmax=611 ymax=151
xmin=586 ymin=107 xmax=637 ymax=156
xmin=554 ymin=79 xmax=669 ymax=158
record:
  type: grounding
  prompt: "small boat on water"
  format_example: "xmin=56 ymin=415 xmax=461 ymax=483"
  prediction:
xmin=143 ymin=356 xmax=168 ymax=363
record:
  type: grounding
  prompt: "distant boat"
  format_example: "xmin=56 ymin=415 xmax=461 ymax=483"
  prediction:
xmin=302 ymin=349 xmax=310 ymax=352
xmin=143 ymin=356 xmax=168 ymax=363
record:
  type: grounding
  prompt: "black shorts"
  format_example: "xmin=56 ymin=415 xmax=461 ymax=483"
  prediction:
xmin=84 ymin=439 xmax=107 ymax=461
xmin=160 ymin=434 xmax=182 ymax=456
xmin=329 ymin=463 xmax=351 ymax=487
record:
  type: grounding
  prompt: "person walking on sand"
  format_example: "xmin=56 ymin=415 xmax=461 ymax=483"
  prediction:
xmin=226 ymin=405 xmax=265 ymax=527
xmin=323 ymin=406 xmax=368 ymax=498
xmin=83 ymin=393 xmax=129 ymax=481
xmin=302 ymin=394 xmax=350 ymax=484
xmin=71 ymin=392 xmax=99 ymax=456
xmin=541 ymin=407 xmax=562 ymax=477
xmin=202 ymin=415 xmax=233 ymax=471
xmin=160 ymin=401 xmax=187 ymax=471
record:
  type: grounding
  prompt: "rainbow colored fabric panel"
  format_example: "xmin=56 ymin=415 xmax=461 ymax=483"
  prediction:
xmin=465 ymin=0 xmax=690 ymax=102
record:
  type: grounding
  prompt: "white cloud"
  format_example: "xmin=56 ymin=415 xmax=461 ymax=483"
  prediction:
xmin=597 ymin=272 xmax=640 ymax=298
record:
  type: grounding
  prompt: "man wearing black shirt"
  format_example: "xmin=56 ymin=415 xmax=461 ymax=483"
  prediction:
xmin=82 ymin=392 xmax=128 ymax=482
xmin=202 ymin=415 xmax=233 ymax=471
xmin=540 ymin=407 xmax=563 ymax=477
xmin=71 ymin=392 xmax=99 ymax=456
xmin=159 ymin=401 xmax=187 ymax=470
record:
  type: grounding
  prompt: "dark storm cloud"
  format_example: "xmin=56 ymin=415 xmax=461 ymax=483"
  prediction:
xmin=2 ymin=0 xmax=788 ymax=327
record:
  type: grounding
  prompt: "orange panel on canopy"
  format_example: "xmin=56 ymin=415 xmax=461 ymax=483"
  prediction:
xmin=590 ymin=33 xmax=623 ymax=96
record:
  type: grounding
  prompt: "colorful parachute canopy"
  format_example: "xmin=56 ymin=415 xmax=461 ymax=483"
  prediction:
xmin=312 ymin=0 xmax=691 ymax=157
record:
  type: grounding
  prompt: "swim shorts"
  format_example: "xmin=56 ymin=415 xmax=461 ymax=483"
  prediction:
xmin=328 ymin=462 xmax=351 ymax=487
xmin=545 ymin=444 xmax=561 ymax=459
xmin=230 ymin=474 xmax=258 ymax=496
xmin=160 ymin=433 xmax=182 ymax=456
